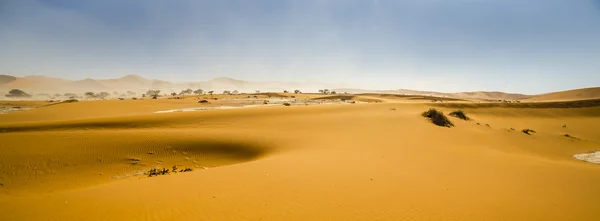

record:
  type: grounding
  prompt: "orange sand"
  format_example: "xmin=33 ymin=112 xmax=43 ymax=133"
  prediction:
xmin=0 ymin=95 xmax=599 ymax=220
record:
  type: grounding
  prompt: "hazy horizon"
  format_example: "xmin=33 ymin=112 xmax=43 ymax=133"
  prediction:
xmin=2 ymin=0 xmax=600 ymax=94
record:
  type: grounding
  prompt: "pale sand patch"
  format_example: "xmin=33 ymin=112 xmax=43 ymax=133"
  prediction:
xmin=154 ymin=104 xmax=279 ymax=113
xmin=574 ymin=151 xmax=600 ymax=164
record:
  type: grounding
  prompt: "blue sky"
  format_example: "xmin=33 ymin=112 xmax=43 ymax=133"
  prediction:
xmin=1 ymin=0 xmax=599 ymax=94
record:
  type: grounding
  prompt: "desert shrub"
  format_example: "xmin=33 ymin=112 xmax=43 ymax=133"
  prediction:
xmin=283 ymin=102 xmax=291 ymax=106
xmin=563 ymin=134 xmax=580 ymax=140
xmin=199 ymin=100 xmax=209 ymax=104
xmin=62 ymin=99 xmax=79 ymax=103
xmin=422 ymin=108 xmax=454 ymax=127
xmin=449 ymin=110 xmax=470 ymax=120
xmin=522 ymin=129 xmax=536 ymax=135
xmin=263 ymin=100 xmax=269 ymax=104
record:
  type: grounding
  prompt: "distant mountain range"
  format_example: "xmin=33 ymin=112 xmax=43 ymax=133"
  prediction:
xmin=0 ymin=74 xmax=331 ymax=95
xmin=1 ymin=74 xmax=598 ymax=101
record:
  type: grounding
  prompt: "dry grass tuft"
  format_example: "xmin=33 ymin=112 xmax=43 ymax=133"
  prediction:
xmin=422 ymin=109 xmax=454 ymax=127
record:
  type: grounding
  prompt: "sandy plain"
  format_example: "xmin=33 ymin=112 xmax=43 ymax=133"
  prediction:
xmin=0 ymin=93 xmax=599 ymax=220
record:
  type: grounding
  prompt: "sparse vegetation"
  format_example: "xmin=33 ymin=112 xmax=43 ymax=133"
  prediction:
xmin=62 ymin=99 xmax=79 ymax=103
xmin=522 ymin=129 xmax=536 ymax=135
xmin=283 ymin=102 xmax=291 ymax=106
xmin=422 ymin=108 xmax=454 ymax=127
xmin=449 ymin=110 xmax=470 ymax=120
xmin=199 ymin=100 xmax=209 ymax=104
xmin=146 ymin=166 xmax=193 ymax=177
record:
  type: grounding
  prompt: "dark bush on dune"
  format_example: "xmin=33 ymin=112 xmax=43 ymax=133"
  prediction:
xmin=199 ymin=100 xmax=209 ymax=104
xmin=422 ymin=108 xmax=454 ymax=127
xmin=62 ymin=99 xmax=79 ymax=103
xmin=522 ymin=129 xmax=536 ymax=135
xmin=449 ymin=110 xmax=470 ymax=120
xmin=283 ymin=102 xmax=291 ymax=106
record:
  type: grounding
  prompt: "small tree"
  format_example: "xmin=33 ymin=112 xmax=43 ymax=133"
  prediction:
xmin=208 ymin=91 xmax=214 ymax=95
xmin=318 ymin=89 xmax=324 ymax=94
xmin=323 ymin=89 xmax=330 ymax=94
xmin=84 ymin=92 xmax=96 ymax=98
xmin=330 ymin=91 xmax=337 ymax=94
xmin=171 ymin=92 xmax=177 ymax=96
xmin=232 ymin=90 xmax=239 ymax=95
xmin=146 ymin=90 xmax=161 ymax=96
xmin=5 ymin=89 xmax=31 ymax=98
xmin=223 ymin=90 xmax=231 ymax=95
xmin=183 ymin=88 xmax=193 ymax=94
xmin=283 ymin=90 xmax=289 ymax=93
xmin=193 ymin=89 xmax=204 ymax=95
xmin=98 ymin=92 xmax=110 ymax=99
xmin=294 ymin=89 xmax=301 ymax=94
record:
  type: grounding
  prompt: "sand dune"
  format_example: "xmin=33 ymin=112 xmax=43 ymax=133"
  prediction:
xmin=0 ymin=75 xmax=17 ymax=84
xmin=525 ymin=87 xmax=600 ymax=102
xmin=0 ymin=95 xmax=599 ymax=220
xmin=334 ymin=88 xmax=532 ymax=101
